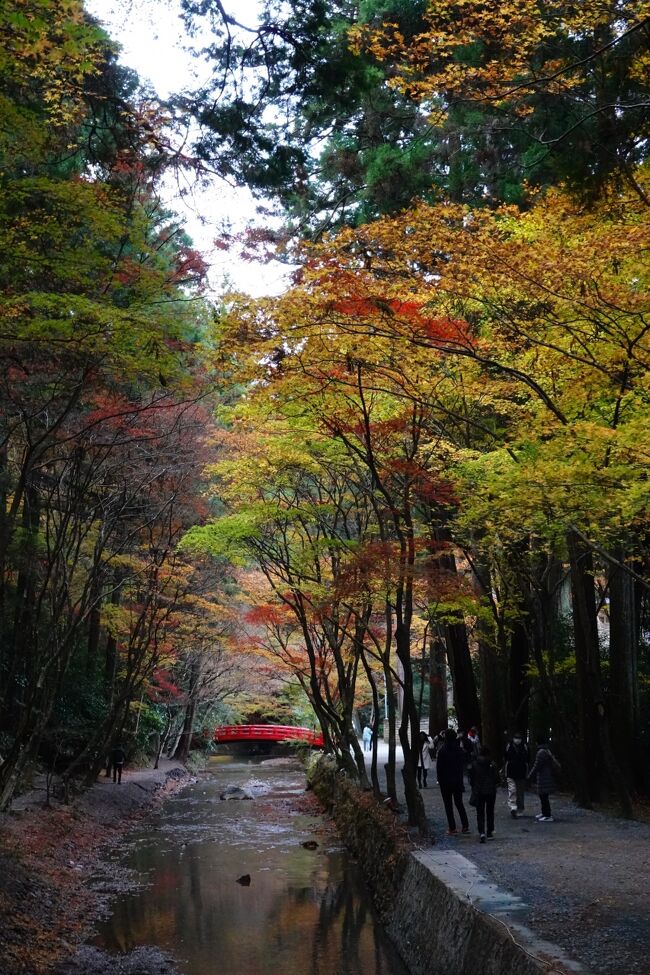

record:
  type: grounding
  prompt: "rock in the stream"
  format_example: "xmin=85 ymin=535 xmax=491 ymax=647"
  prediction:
xmin=219 ymin=785 xmax=253 ymax=800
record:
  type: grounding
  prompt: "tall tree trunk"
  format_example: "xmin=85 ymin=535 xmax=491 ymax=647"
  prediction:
xmin=567 ymin=531 xmax=633 ymax=816
xmin=434 ymin=525 xmax=480 ymax=730
xmin=361 ymin=648 xmax=381 ymax=796
xmin=525 ymin=554 xmax=581 ymax=793
xmin=471 ymin=558 xmax=505 ymax=760
xmin=478 ymin=639 xmax=503 ymax=762
xmin=444 ymin=619 xmax=480 ymax=732
xmin=8 ymin=485 xmax=40 ymax=726
xmin=86 ymin=587 xmax=102 ymax=678
xmin=382 ymin=606 xmax=398 ymax=805
xmin=428 ymin=633 xmax=448 ymax=736
xmin=509 ymin=620 xmax=530 ymax=736
xmin=104 ymin=568 xmax=124 ymax=698
xmin=608 ymin=548 xmax=640 ymax=790
xmin=567 ymin=531 xmax=602 ymax=805
xmin=0 ymin=442 xmax=8 ymax=652
xmin=174 ymin=697 xmax=196 ymax=764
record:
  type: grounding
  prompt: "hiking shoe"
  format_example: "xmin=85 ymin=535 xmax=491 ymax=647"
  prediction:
xmin=539 ymin=816 xmax=554 ymax=822
xmin=510 ymin=809 xmax=518 ymax=819
xmin=535 ymin=814 xmax=545 ymax=820
xmin=479 ymin=834 xmax=486 ymax=843
xmin=446 ymin=829 xmax=458 ymax=835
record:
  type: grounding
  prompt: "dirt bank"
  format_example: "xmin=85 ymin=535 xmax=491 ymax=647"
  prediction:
xmin=0 ymin=761 xmax=190 ymax=975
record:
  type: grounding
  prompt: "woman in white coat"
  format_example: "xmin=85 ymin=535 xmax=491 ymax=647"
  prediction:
xmin=417 ymin=731 xmax=433 ymax=788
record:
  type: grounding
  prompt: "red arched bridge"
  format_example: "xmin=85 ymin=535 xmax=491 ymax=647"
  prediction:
xmin=214 ymin=724 xmax=324 ymax=747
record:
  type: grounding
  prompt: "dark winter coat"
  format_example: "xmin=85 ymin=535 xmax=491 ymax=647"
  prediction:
xmin=527 ymin=747 xmax=560 ymax=794
xmin=436 ymin=741 xmax=465 ymax=790
xmin=469 ymin=756 xmax=500 ymax=797
xmin=504 ymin=741 xmax=529 ymax=780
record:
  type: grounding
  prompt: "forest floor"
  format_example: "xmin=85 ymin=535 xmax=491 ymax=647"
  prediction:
xmin=0 ymin=761 xmax=190 ymax=975
xmin=366 ymin=741 xmax=650 ymax=975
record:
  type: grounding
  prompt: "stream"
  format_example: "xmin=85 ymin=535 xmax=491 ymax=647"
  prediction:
xmin=90 ymin=756 xmax=410 ymax=975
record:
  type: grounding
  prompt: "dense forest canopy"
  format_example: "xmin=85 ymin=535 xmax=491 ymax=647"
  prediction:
xmin=180 ymin=0 xmax=650 ymax=232
xmin=1 ymin=0 xmax=649 ymax=827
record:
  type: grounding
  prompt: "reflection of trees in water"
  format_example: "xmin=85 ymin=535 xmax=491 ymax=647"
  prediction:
xmin=305 ymin=859 xmax=386 ymax=975
xmin=251 ymin=853 xmax=388 ymax=974
xmin=96 ymin=773 xmax=400 ymax=974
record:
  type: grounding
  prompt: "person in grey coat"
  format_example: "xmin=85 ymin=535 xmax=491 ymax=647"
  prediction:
xmin=527 ymin=738 xmax=561 ymax=821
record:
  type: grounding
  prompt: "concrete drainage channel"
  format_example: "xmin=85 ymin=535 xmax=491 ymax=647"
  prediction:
xmin=386 ymin=850 xmax=589 ymax=975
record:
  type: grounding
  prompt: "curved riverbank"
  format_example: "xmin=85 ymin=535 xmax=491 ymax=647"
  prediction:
xmin=0 ymin=761 xmax=190 ymax=975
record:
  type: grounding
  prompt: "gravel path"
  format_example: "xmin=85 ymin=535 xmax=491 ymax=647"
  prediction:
xmin=366 ymin=742 xmax=650 ymax=975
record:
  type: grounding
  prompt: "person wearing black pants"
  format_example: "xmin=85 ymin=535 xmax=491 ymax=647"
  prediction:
xmin=111 ymin=744 xmax=125 ymax=784
xmin=469 ymin=746 xmax=500 ymax=842
xmin=527 ymin=739 xmax=561 ymax=823
xmin=436 ymin=728 xmax=470 ymax=835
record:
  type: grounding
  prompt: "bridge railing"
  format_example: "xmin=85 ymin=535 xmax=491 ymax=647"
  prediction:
xmin=213 ymin=724 xmax=324 ymax=747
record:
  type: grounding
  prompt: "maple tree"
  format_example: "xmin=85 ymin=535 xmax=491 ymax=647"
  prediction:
xmin=163 ymin=1 xmax=650 ymax=822
xmin=206 ymin=156 xmax=650 ymax=816
xmin=187 ymin=303 xmax=488 ymax=825
xmin=0 ymin=0 xmax=229 ymax=809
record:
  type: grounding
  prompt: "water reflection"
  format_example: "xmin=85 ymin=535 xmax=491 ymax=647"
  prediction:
xmin=95 ymin=759 xmax=407 ymax=975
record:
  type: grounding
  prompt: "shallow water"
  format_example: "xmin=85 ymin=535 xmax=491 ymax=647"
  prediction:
xmin=94 ymin=756 xmax=409 ymax=975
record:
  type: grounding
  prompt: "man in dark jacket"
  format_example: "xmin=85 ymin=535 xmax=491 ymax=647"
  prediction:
xmin=111 ymin=744 xmax=126 ymax=784
xmin=469 ymin=746 xmax=500 ymax=842
xmin=436 ymin=728 xmax=469 ymax=835
xmin=504 ymin=733 xmax=529 ymax=818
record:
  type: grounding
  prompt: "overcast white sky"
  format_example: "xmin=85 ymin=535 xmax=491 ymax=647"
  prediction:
xmin=85 ymin=0 xmax=291 ymax=297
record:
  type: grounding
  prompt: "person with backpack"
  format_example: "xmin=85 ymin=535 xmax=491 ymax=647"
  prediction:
xmin=504 ymin=732 xmax=529 ymax=818
xmin=468 ymin=745 xmax=501 ymax=842
xmin=527 ymin=737 xmax=561 ymax=822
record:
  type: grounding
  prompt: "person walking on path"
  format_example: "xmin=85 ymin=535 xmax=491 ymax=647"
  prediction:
xmin=504 ymin=732 xmax=529 ymax=818
xmin=527 ymin=738 xmax=561 ymax=822
xmin=362 ymin=725 xmax=373 ymax=752
xmin=417 ymin=731 xmax=433 ymax=788
xmin=469 ymin=745 xmax=500 ymax=842
xmin=467 ymin=726 xmax=480 ymax=756
xmin=436 ymin=728 xmax=470 ymax=835
xmin=111 ymin=744 xmax=126 ymax=784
